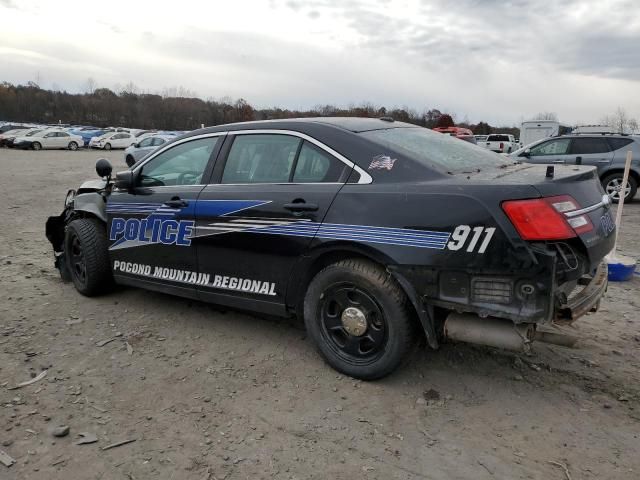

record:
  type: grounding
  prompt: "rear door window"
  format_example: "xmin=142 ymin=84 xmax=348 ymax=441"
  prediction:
xmin=222 ymin=134 xmax=300 ymax=184
xmin=569 ymin=137 xmax=611 ymax=154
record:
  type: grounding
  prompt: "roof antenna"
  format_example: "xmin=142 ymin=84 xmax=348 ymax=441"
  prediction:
xmin=546 ymin=166 xmax=554 ymax=178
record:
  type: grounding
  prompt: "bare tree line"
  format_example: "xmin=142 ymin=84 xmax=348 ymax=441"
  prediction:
xmin=2 ymin=80 xmax=635 ymax=136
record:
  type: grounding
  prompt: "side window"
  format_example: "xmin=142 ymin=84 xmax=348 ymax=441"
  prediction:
xmin=529 ymin=138 xmax=571 ymax=156
xmin=293 ymin=141 xmax=346 ymax=183
xmin=152 ymin=137 xmax=166 ymax=146
xmin=569 ymin=138 xmax=611 ymax=154
xmin=138 ymin=137 xmax=154 ymax=147
xmin=59 ymin=132 xmax=69 ymax=137
xmin=138 ymin=137 xmax=219 ymax=187
xmin=607 ymin=138 xmax=633 ymax=151
xmin=222 ymin=134 xmax=300 ymax=184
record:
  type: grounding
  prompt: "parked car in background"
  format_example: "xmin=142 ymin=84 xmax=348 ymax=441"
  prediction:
xmin=124 ymin=134 xmax=175 ymax=166
xmin=511 ymin=134 xmax=640 ymax=202
xmin=89 ymin=131 xmax=136 ymax=150
xmin=474 ymin=135 xmax=488 ymax=143
xmin=13 ymin=130 xmax=83 ymax=150
xmin=0 ymin=124 xmax=29 ymax=134
xmin=481 ymin=134 xmax=518 ymax=153
xmin=432 ymin=126 xmax=477 ymax=144
xmin=0 ymin=128 xmax=43 ymax=147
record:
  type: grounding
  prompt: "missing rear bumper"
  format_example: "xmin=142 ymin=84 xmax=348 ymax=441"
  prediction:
xmin=555 ymin=261 xmax=607 ymax=323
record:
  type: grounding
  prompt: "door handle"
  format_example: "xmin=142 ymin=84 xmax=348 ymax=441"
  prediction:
xmin=552 ymin=160 xmax=565 ymax=163
xmin=283 ymin=202 xmax=319 ymax=212
xmin=164 ymin=198 xmax=188 ymax=208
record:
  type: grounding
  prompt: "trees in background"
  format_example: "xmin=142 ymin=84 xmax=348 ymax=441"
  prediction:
xmin=601 ymin=107 xmax=639 ymax=134
xmin=0 ymin=81 xmax=519 ymax=135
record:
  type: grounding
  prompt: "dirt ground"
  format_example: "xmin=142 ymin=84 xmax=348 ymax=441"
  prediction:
xmin=0 ymin=147 xmax=639 ymax=480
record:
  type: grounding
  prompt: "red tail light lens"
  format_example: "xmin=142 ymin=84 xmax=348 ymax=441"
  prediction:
xmin=502 ymin=195 xmax=593 ymax=240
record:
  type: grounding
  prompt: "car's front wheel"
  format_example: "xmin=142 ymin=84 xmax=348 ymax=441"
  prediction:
xmin=64 ymin=218 xmax=113 ymax=296
xmin=68 ymin=141 xmax=78 ymax=151
xmin=304 ymin=259 xmax=415 ymax=380
xmin=602 ymin=173 xmax=638 ymax=203
xmin=104 ymin=143 xmax=112 ymax=150
xmin=32 ymin=142 xmax=42 ymax=151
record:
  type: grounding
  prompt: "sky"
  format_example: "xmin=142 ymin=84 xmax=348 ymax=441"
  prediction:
xmin=1 ymin=0 xmax=639 ymax=126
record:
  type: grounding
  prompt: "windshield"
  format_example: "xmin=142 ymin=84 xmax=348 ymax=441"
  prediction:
xmin=26 ymin=129 xmax=42 ymax=136
xmin=360 ymin=127 xmax=511 ymax=173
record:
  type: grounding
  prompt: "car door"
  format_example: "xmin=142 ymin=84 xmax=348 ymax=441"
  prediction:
xmin=41 ymin=131 xmax=57 ymax=149
xmin=107 ymin=134 xmax=223 ymax=298
xmin=521 ymin=137 xmax=572 ymax=164
xmin=194 ymin=131 xmax=352 ymax=312
xmin=568 ymin=136 xmax=614 ymax=168
xmin=56 ymin=132 xmax=71 ymax=148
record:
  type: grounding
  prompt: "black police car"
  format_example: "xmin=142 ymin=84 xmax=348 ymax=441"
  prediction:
xmin=46 ymin=118 xmax=614 ymax=379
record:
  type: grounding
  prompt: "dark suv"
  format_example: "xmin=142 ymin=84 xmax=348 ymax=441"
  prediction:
xmin=511 ymin=134 xmax=640 ymax=202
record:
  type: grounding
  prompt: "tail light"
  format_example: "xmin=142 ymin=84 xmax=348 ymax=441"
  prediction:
xmin=502 ymin=195 xmax=593 ymax=240
xmin=499 ymin=142 xmax=504 ymax=151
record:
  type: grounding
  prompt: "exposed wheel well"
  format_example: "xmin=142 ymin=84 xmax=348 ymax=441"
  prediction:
xmin=600 ymin=168 xmax=639 ymax=183
xmin=291 ymin=248 xmax=425 ymax=340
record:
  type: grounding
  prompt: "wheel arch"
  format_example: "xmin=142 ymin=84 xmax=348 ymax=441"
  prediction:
xmin=73 ymin=192 xmax=108 ymax=223
xmin=600 ymin=167 xmax=640 ymax=183
xmin=288 ymin=242 xmax=437 ymax=348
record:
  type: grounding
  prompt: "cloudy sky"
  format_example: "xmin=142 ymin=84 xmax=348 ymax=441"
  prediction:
xmin=1 ymin=0 xmax=638 ymax=125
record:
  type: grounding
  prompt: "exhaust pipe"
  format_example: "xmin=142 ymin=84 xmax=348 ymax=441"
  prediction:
xmin=444 ymin=313 xmax=534 ymax=352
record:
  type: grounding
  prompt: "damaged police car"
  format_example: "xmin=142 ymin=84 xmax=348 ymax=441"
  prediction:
xmin=46 ymin=118 xmax=614 ymax=379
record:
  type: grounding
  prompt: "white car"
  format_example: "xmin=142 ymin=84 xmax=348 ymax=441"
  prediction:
xmin=12 ymin=130 xmax=83 ymax=150
xmin=90 ymin=132 xmax=136 ymax=150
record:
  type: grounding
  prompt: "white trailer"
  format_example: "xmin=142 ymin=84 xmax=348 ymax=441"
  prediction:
xmin=519 ymin=120 xmax=564 ymax=148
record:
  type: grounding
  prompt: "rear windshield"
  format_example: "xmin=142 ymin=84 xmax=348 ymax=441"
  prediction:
xmin=360 ymin=127 xmax=511 ymax=173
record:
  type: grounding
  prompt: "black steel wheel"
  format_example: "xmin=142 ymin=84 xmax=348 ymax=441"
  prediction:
xmin=304 ymin=259 xmax=415 ymax=380
xmin=319 ymin=283 xmax=387 ymax=364
xmin=64 ymin=218 xmax=113 ymax=296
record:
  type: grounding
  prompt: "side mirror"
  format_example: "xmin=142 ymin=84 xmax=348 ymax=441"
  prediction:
xmin=133 ymin=142 xmax=140 ymax=148
xmin=125 ymin=155 xmax=136 ymax=167
xmin=114 ymin=170 xmax=135 ymax=190
xmin=95 ymin=158 xmax=112 ymax=178
xmin=520 ymin=149 xmax=531 ymax=158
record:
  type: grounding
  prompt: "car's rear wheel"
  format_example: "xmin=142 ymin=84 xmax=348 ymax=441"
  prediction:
xmin=32 ymin=142 xmax=42 ymax=151
xmin=104 ymin=143 xmax=112 ymax=151
xmin=304 ymin=259 xmax=415 ymax=380
xmin=64 ymin=218 xmax=113 ymax=296
xmin=68 ymin=141 xmax=78 ymax=151
xmin=602 ymin=173 xmax=637 ymax=203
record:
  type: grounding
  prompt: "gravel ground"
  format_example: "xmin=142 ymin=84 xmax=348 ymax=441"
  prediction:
xmin=0 ymin=147 xmax=639 ymax=480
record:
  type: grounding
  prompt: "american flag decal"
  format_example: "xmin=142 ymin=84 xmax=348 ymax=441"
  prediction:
xmin=368 ymin=154 xmax=396 ymax=171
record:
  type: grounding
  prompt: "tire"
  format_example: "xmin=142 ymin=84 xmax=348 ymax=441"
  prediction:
xmin=68 ymin=141 xmax=78 ymax=151
xmin=64 ymin=218 xmax=113 ymax=296
xmin=303 ymin=259 xmax=415 ymax=380
xmin=104 ymin=143 xmax=112 ymax=151
xmin=602 ymin=173 xmax=638 ymax=203
xmin=32 ymin=142 xmax=42 ymax=151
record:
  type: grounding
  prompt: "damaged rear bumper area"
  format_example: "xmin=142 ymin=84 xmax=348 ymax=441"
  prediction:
xmin=554 ymin=261 xmax=607 ymax=323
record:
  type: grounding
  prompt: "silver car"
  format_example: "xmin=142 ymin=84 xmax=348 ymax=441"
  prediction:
xmin=511 ymin=134 xmax=640 ymax=202
xmin=124 ymin=135 xmax=174 ymax=166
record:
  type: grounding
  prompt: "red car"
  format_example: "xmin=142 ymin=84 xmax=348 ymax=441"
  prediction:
xmin=433 ymin=127 xmax=477 ymax=144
